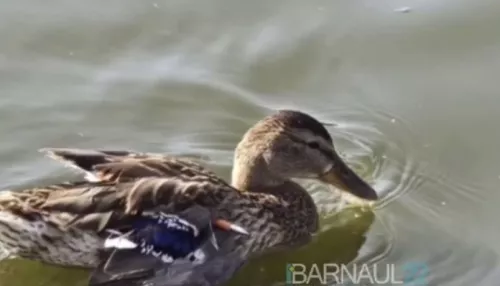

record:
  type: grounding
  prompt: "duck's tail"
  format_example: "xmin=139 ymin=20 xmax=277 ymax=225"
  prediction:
xmin=0 ymin=209 xmax=30 ymax=260
xmin=0 ymin=208 xmax=16 ymax=260
xmin=39 ymin=148 xmax=131 ymax=182
xmin=0 ymin=191 xmax=101 ymax=267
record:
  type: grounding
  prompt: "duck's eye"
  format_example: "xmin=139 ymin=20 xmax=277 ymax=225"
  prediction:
xmin=307 ymin=142 xmax=320 ymax=149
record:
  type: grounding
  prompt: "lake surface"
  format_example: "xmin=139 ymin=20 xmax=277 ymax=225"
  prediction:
xmin=1 ymin=0 xmax=500 ymax=285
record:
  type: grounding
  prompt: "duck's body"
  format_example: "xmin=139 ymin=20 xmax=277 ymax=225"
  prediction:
xmin=0 ymin=150 xmax=311 ymax=267
xmin=0 ymin=110 xmax=377 ymax=285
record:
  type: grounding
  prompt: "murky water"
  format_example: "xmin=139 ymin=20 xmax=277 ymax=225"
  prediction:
xmin=1 ymin=0 xmax=500 ymax=285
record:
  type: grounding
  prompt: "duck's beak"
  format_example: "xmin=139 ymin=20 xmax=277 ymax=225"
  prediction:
xmin=319 ymin=153 xmax=378 ymax=201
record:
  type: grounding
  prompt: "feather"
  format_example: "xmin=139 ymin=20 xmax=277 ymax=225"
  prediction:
xmin=89 ymin=228 xmax=249 ymax=286
xmin=104 ymin=236 xmax=137 ymax=250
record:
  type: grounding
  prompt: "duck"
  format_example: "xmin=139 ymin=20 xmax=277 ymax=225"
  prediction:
xmin=0 ymin=110 xmax=378 ymax=286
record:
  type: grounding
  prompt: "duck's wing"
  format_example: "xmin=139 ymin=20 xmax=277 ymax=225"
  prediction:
xmin=89 ymin=248 xmax=162 ymax=286
xmin=37 ymin=178 xmax=255 ymax=286
xmin=39 ymin=176 xmax=241 ymax=231
xmin=36 ymin=175 xmax=279 ymax=286
xmin=40 ymin=148 xmax=219 ymax=183
xmin=89 ymin=239 xmax=248 ymax=286
xmin=89 ymin=228 xmax=248 ymax=286
xmin=88 ymin=205 xmax=213 ymax=285
xmin=1 ymin=148 xmax=228 ymax=229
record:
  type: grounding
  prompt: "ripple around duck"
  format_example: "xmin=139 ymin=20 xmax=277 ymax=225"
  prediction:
xmin=309 ymin=108 xmax=500 ymax=286
xmin=226 ymin=206 xmax=376 ymax=286
xmin=221 ymin=106 xmax=431 ymax=286
xmin=287 ymin=107 xmax=429 ymax=285
xmin=307 ymin=107 xmax=426 ymax=216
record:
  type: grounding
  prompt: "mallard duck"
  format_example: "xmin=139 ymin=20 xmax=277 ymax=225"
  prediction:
xmin=0 ymin=110 xmax=378 ymax=285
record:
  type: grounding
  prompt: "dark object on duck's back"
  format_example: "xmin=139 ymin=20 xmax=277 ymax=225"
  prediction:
xmin=90 ymin=230 xmax=247 ymax=286
xmin=89 ymin=205 xmax=246 ymax=286
xmin=102 ymin=205 xmax=216 ymax=261
xmin=129 ymin=212 xmax=208 ymax=261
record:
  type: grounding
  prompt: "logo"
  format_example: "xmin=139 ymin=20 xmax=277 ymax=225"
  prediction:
xmin=285 ymin=261 xmax=429 ymax=285
xmin=402 ymin=261 xmax=429 ymax=285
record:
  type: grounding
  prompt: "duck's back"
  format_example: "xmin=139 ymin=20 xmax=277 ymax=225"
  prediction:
xmin=0 ymin=148 xmax=227 ymax=267
xmin=40 ymin=148 xmax=221 ymax=183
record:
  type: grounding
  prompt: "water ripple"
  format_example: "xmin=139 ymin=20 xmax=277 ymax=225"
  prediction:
xmin=307 ymin=107 xmax=426 ymax=216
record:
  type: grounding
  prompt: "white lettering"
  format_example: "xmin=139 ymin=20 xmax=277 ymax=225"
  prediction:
xmin=286 ymin=262 xmax=413 ymax=284
xmin=291 ymin=264 xmax=307 ymax=284
xmin=341 ymin=264 xmax=357 ymax=283
xmin=323 ymin=263 xmax=340 ymax=284
xmin=391 ymin=264 xmax=405 ymax=284
xmin=308 ymin=264 xmax=323 ymax=284
xmin=357 ymin=264 xmax=374 ymax=284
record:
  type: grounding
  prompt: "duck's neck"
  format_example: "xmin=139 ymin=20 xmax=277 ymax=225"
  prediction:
xmin=230 ymin=152 xmax=319 ymax=233
xmin=231 ymin=153 xmax=284 ymax=191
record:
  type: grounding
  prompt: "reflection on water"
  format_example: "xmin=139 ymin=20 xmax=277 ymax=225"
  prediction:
xmin=228 ymin=207 xmax=375 ymax=286
xmin=0 ymin=260 xmax=87 ymax=286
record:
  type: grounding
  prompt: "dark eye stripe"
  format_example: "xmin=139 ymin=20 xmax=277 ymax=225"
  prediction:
xmin=286 ymin=132 xmax=336 ymax=161
xmin=274 ymin=110 xmax=334 ymax=143
xmin=307 ymin=142 xmax=320 ymax=149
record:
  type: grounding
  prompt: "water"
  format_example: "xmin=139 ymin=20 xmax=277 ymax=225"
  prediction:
xmin=1 ymin=0 xmax=500 ymax=285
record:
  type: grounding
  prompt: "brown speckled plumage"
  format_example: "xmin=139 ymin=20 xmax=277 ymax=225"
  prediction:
xmin=0 ymin=110 xmax=377 ymax=284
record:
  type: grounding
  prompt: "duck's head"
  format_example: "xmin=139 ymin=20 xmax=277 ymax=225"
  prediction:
xmin=232 ymin=110 xmax=378 ymax=202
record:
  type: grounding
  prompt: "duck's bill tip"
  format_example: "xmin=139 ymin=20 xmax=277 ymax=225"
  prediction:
xmin=320 ymin=161 xmax=379 ymax=202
